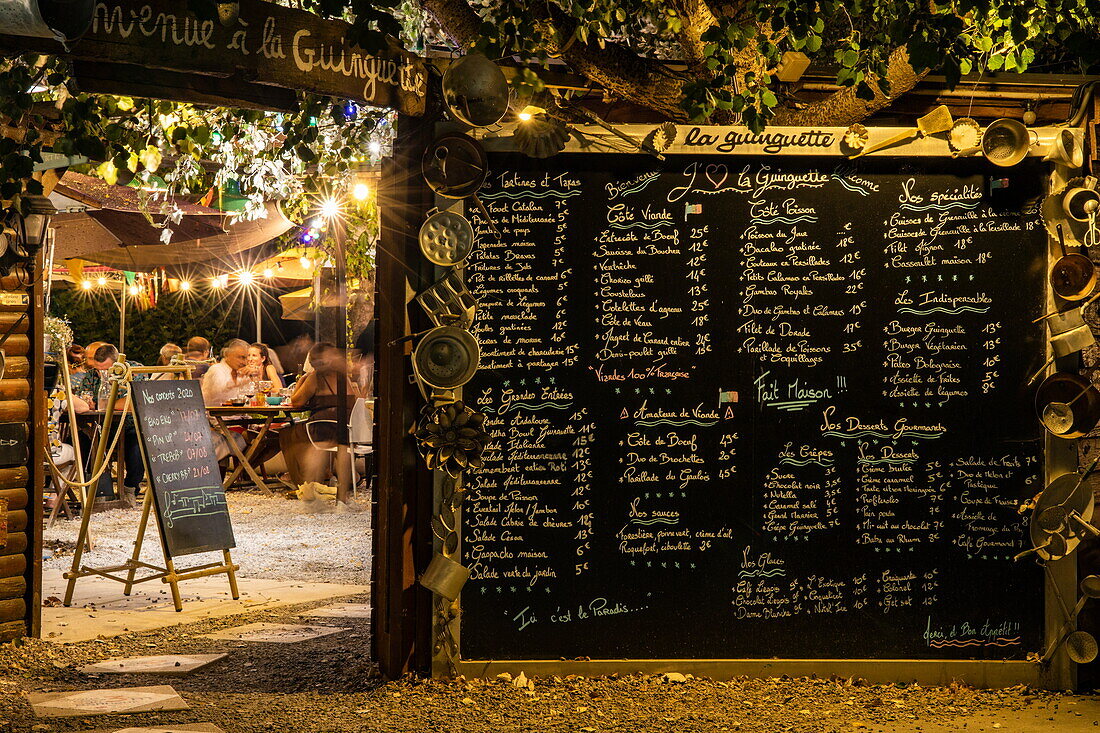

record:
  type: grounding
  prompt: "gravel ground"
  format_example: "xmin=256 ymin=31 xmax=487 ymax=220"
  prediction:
xmin=43 ymin=491 xmax=373 ymax=585
xmin=0 ymin=591 xmax=1090 ymax=733
xmin=20 ymin=494 xmax=1098 ymax=732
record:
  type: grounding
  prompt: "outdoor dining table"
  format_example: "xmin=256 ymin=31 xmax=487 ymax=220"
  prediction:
xmin=206 ymin=405 xmax=301 ymax=494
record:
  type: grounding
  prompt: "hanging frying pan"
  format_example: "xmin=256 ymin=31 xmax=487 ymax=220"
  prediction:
xmin=412 ymin=326 xmax=480 ymax=390
xmin=1035 ymin=372 xmax=1100 ymax=438
xmin=1051 ymin=224 xmax=1097 ymax=301
xmin=422 ymin=133 xmax=488 ymax=199
xmin=418 ymin=209 xmax=476 ymax=266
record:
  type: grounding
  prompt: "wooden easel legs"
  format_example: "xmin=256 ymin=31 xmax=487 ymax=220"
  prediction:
xmin=63 ymin=379 xmax=241 ymax=613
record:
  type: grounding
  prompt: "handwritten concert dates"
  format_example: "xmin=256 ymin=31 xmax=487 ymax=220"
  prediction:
xmin=461 ymin=156 xmax=1043 ymax=660
xmin=131 ymin=380 xmax=235 ymax=557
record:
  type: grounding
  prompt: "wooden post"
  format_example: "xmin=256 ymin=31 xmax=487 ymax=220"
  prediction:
xmin=26 ymin=251 xmax=44 ymax=637
xmin=371 ymin=112 xmax=437 ymax=678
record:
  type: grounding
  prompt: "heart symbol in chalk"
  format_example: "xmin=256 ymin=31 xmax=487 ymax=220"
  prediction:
xmin=705 ymin=163 xmax=728 ymax=190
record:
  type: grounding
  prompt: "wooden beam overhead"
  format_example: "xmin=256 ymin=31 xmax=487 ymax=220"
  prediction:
xmin=72 ymin=61 xmax=299 ymax=112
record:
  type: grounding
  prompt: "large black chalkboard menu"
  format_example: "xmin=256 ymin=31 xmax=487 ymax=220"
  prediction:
xmin=460 ymin=153 xmax=1047 ymax=661
xmin=131 ymin=380 xmax=235 ymax=557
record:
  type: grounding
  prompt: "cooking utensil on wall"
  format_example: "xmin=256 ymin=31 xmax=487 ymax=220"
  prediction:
xmin=441 ymin=53 xmax=510 ymax=129
xmin=947 ymin=117 xmax=982 ymax=153
xmin=1025 ymin=308 xmax=1097 ymax=386
xmin=1043 ymin=177 xmax=1098 ymax=248
xmin=416 ymin=269 xmax=478 ymax=328
xmin=850 ymin=105 xmax=953 ymax=158
xmin=1051 ymin=223 xmax=1097 ymax=301
xmin=419 ymin=208 xmax=476 ymax=266
xmin=953 ymin=118 xmax=1039 ymax=167
xmin=423 ymin=133 xmax=488 ymax=199
xmin=1045 ymin=128 xmax=1086 ymax=169
xmin=412 ymin=325 xmax=480 ymax=390
xmin=1024 ymin=466 xmax=1098 ymax=563
xmin=1035 ymin=372 xmax=1100 ymax=438
xmin=422 ymin=133 xmax=501 ymax=238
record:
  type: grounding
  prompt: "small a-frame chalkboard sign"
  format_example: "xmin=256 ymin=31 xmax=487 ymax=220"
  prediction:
xmin=61 ymin=369 xmax=240 ymax=612
xmin=131 ymin=380 xmax=236 ymax=557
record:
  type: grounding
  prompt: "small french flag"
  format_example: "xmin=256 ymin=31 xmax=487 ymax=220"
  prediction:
xmin=685 ymin=203 xmax=702 ymax=216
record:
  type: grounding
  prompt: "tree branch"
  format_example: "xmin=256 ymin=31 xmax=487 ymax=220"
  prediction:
xmin=420 ymin=0 xmax=692 ymax=120
xmin=772 ymin=47 xmax=927 ymax=126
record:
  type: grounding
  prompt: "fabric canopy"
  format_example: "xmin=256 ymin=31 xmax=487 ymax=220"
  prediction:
xmin=50 ymin=172 xmax=295 ymax=272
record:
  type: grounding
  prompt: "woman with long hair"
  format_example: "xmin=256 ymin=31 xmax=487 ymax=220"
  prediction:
xmin=278 ymin=342 xmax=361 ymax=505
xmin=248 ymin=342 xmax=284 ymax=388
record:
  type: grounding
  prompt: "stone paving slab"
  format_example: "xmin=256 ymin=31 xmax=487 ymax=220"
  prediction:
xmin=203 ymin=622 xmax=348 ymax=643
xmin=299 ymin=602 xmax=372 ymax=618
xmin=41 ymin=568 xmax=367 ymax=643
xmin=79 ymin=654 xmax=228 ymax=676
xmin=27 ymin=686 xmax=188 ymax=718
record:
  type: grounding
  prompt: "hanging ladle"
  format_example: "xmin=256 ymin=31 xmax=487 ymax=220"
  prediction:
xmin=1040 ymin=384 xmax=1094 ymax=435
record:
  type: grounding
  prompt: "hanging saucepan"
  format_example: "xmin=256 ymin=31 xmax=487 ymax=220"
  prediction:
xmin=953 ymin=118 xmax=1039 ymax=167
xmin=412 ymin=325 xmax=480 ymax=390
xmin=1036 ymin=372 xmax=1100 ymax=438
xmin=418 ymin=208 xmax=476 ymax=266
xmin=1051 ymin=223 xmax=1097 ymax=301
xmin=422 ymin=133 xmax=488 ymax=199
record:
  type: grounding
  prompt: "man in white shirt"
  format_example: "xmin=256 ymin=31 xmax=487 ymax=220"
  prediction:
xmin=201 ymin=339 xmax=256 ymax=406
xmin=201 ymin=339 xmax=254 ymax=461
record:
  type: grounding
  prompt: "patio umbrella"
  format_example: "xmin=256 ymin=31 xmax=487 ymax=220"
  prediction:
xmin=50 ymin=172 xmax=295 ymax=272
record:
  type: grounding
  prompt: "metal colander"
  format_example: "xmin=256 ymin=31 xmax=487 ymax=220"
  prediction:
xmin=1067 ymin=631 xmax=1099 ymax=664
xmin=981 ymin=119 xmax=1034 ymax=167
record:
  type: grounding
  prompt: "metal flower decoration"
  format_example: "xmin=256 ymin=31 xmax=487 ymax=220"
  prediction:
xmin=415 ymin=401 xmax=490 ymax=477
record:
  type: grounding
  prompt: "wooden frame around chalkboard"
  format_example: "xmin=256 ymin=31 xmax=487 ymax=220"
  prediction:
xmin=427 ymin=123 xmax=1078 ymax=690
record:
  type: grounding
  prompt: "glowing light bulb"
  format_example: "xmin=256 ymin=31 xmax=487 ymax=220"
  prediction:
xmin=368 ymin=141 xmax=381 ymax=155
xmin=81 ymin=280 xmax=93 ymax=290
xmin=352 ymin=182 xmax=370 ymax=201
xmin=262 ymin=268 xmax=274 ymax=279
xmin=320 ymin=198 xmax=340 ymax=219
xmin=300 ymin=257 xmax=313 ymax=270
xmin=97 ymin=277 xmax=107 ymax=287
xmin=237 ymin=270 xmax=254 ymax=286
xmin=516 ymin=105 xmax=545 ymax=122
xmin=179 ymin=280 xmax=191 ymax=291
xmin=219 ymin=274 xmax=230 ymax=287
xmin=128 ymin=285 xmax=140 ymax=296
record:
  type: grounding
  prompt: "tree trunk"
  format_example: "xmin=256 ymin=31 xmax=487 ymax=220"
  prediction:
xmin=773 ymin=47 xmax=926 ymax=126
